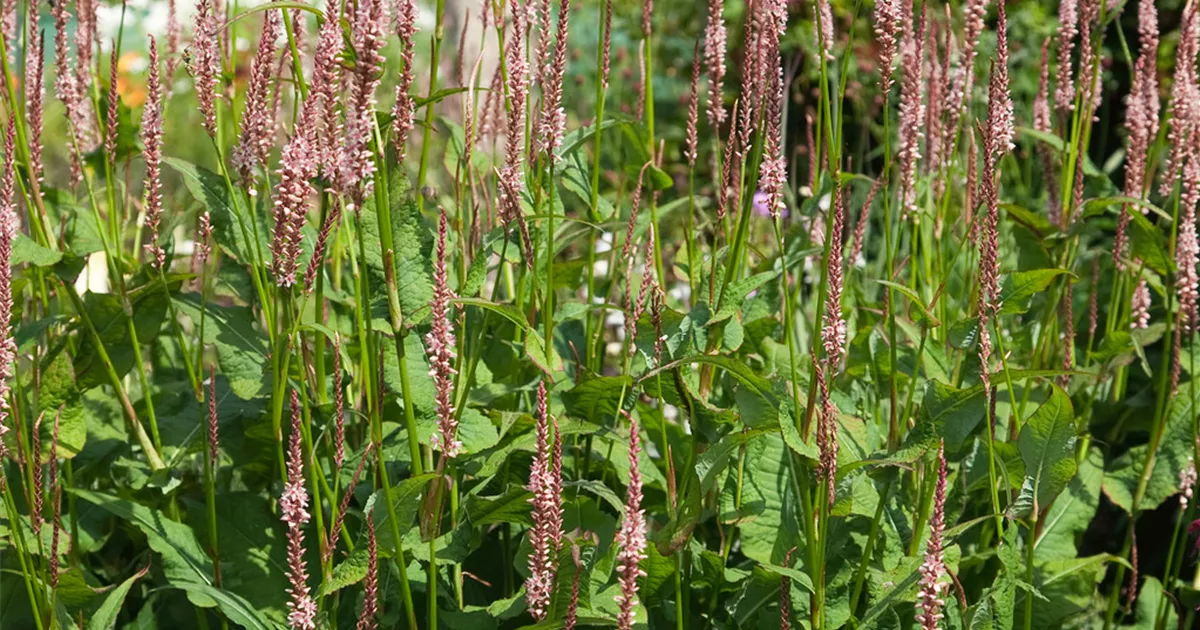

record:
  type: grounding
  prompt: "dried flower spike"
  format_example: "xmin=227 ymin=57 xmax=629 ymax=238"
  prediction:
xmin=525 ymin=381 xmax=563 ymax=620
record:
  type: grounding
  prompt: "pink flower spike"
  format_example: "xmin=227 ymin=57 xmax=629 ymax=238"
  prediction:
xmin=427 ymin=210 xmax=462 ymax=458
xmin=614 ymin=413 xmax=647 ymax=630
xmin=915 ymin=441 xmax=949 ymax=630
xmin=231 ymin=8 xmax=281 ymax=184
xmin=282 ymin=390 xmax=316 ymax=630
xmin=142 ymin=38 xmax=166 ymax=269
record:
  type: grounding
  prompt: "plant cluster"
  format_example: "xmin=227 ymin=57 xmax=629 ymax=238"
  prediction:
xmin=0 ymin=0 xmax=1198 ymax=628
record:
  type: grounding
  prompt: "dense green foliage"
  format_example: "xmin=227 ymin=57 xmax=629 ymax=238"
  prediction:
xmin=1 ymin=0 xmax=1199 ymax=629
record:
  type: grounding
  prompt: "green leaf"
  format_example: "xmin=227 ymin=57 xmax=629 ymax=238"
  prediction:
xmin=166 ymin=157 xmax=268 ymax=265
xmin=718 ymin=432 xmax=801 ymax=564
xmin=875 ymin=280 xmax=940 ymax=327
xmin=709 ymin=271 xmax=781 ymax=325
xmin=12 ymin=234 xmax=63 ymax=267
xmin=73 ymin=288 xmax=169 ymax=391
xmin=170 ymin=583 xmax=279 ymax=630
xmin=69 ymin=490 xmax=216 ymax=597
xmin=174 ymin=293 xmax=269 ymax=399
xmin=563 ymin=375 xmax=633 ymax=422
xmin=999 ymin=269 xmax=1070 ymax=315
xmin=1128 ymin=212 xmax=1173 ymax=275
xmin=1035 ymin=448 xmax=1102 ymax=559
xmin=1014 ymin=386 xmax=1077 ymax=516
xmin=86 ymin=564 xmax=149 ymax=630
xmin=907 ymin=380 xmax=988 ymax=451
xmin=359 ymin=171 xmax=434 ymax=326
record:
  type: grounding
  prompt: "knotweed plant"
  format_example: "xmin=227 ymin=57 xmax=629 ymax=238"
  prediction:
xmin=1 ymin=0 xmax=1199 ymax=629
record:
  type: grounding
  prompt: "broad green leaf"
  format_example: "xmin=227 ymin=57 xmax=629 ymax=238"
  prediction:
xmin=360 ymin=164 xmax=434 ymax=326
xmin=718 ymin=432 xmax=801 ymax=564
xmin=174 ymin=293 xmax=269 ymax=399
xmin=170 ymin=583 xmax=279 ymax=630
xmin=1015 ymin=386 xmax=1077 ymax=516
xmin=86 ymin=564 xmax=149 ymax=630
xmin=1128 ymin=212 xmax=1173 ymax=275
xmin=908 ymin=379 xmax=988 ymax=451
xmin=69 ymin=489 xmax=216 ymax=604
xmin=73 ymin=287 xmax=169 ymax=391
xmin=12 ymin=234 xmax=63 ymax=267
xmin=1036 ymin=448 xmax=1102 ymax=559
xmin=999 ymin=269 xmax=1070 ymax=315
xmin=875 ymin=279 xmax=940 ymax=327
xmin=563 ymin=375 xmax=633 ymax=422
xmin=166 ymin=157 xmax=268 ymax=265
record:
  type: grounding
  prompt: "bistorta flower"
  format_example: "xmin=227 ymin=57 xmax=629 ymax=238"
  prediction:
xmin=282 ymin=390 xmax=317 ymax=630
xmin=356 ymin=510 xmax=379 ymax=630
xmin=231 ymin=8 xmax=281 ymax=184
xmin=525 ymin=381 xmax=564 ymax=620
xmin=915 ymin=441 xmax=949 ymax=630
xmin=142 ymin=39 xmax=166 ymax=269
xmin=427 ymin=210 xmax=462 ymax=457
xmin=703 ymin=0 xmax=727 ymax=126
xmin=339 ymin=0 xmax=389 ymax=199
xmin=614 ymin=414 xmax=648 ymax=630
xmin=189 ymin=0 xmax=221 ymax=136
xmin=391 ymin=0 xmax=419 ymax=163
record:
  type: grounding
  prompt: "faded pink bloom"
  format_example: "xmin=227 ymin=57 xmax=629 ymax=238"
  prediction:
xmin=165 ymin=0 xmax=182 ymax=82
xmin=72 ymin=0 xmax=99 ymax=152
xmin=327 ymin=443 xmax=373 ymax=565
xmin=52 ymin=0 xmax=90 ymax=184
xmin=272 ymin=132 xmax=316 ymax=287
xmin=822 ymin=184 xmax=847 ymax=362
xmin=813 ymin=344 xmax=838 ymax=506
xmin=499 ymin=0 xmax=534 ymax=263
xmin=197 ymin=212 xmax=214 ymax=266
xmin=601 ymin=0 xmax=613 ymax=93
xmin=897 ymin=2 xmax=926 ymax=218
xmin=282 ymin=390 xmax=317 ymax=630
xmin=536 ymin=0 xmax=570 ymax=158
xmin=873 ymin=0 xmax=903 ymax=92
xmin=338 ymin=0 xmax=389 ymax=199
xmin=48 ymin=411 xmax=62 ymax=587
xmin=815 ymin=0 xmax=835 ymax=55
xmin=106 ymin=44 xmax=119 ymax=165
xmin=1131 ymin=280 xmax=1151 ymax=330
xmin=1117 ymin=0 xmax=1160 ymax=263
xmin=703 ymin=0 xmax=727 ymax=126
xmin=308 ymin=0 xmax=345 ymax=179
xmin=1178 ymin=171 xmax=1200 ymax=332
xmin=915 ymin=441 xmax=949 ymax=630
xmin=850 ymin=176 xmax=883 ymax=265
xmin=759 ymin=65 xmax=787 ymax=221
xmin=0 ymin=115 xmax=14 ymax=472
xmin=989 ymin=2 xmax=1015 ymax=158
xmin=1055 ymin=0 xmax=1080 ymax=112
xmin=142 ymin=39 xmax=166 ymax=269
xmin=1033 ymin=38 xmax=1060 ymax=226
xmin=1162 ymin=2 xmax=1199 ymax=196
xmin=356 ymin=514 xmax=379 ymax=630
xmin=427 ymin=211 xmax=462 ymax=457
xmin=207 ymin=364 xmax=219 ymax=467
xmin=685 ymin=49 xmax=700 ymax=168
xmin=525 ymin=381 xmax=563 ymax=620
xmin=391 ymin=0 xmax=419 ymax=163
xmin=942 ymin=0 xmax=987 ymax=161
xmin=614 ymin=415 xmax=647 ymax=630
xmin=189 ymin=0 xmax=221 ymax=136
xmin=0 ymin=0 xmax=13 ymax=64
xmin=26 ymin=31 xmax=44 ymax=185
xmin=780 ymin=548 xmax=795 ymax=629
xmin=303 ymin=201 xmax=341 ymax=293
xmin=232 ymin=9 xmax=281 ymax=183
xmin=333 ymin=334 xmax=346 ymax=467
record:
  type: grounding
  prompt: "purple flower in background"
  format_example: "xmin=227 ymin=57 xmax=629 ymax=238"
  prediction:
xmin=753 ymin=191 xmax=789 ymax=218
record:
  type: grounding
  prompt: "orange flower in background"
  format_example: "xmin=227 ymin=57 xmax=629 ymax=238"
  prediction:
xmin=116 ymin=51 xmax=148 ymax=108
